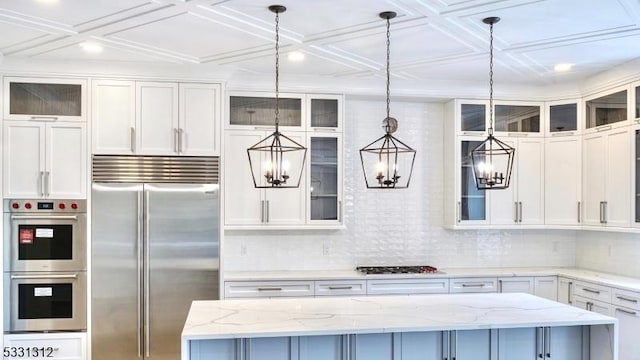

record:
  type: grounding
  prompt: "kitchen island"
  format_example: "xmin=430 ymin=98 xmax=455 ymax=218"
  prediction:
xmin=182 ymin=293 xmax=617 ymax=360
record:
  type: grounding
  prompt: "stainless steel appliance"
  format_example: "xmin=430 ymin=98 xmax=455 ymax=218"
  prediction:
xmin=6 ymin=271 xmax=86 ymax=332
xmin=356 ymin=266 xmax=441 ymax=275
xmin=91 ymin=155 xmax=219 ymax=360
xmin=3 ymin=200 xmax=87 ymax=272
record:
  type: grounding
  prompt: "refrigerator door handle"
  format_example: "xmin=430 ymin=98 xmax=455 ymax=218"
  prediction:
xmin=144 ymin=190 xmax=151 ymax=357
xmin=137 ymin=191 xmax=144 ymax=358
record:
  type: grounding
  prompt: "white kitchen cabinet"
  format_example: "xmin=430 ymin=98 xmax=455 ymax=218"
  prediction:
xmin=534 ymin=276 xmax=558 ymax=301
xmin=224 ymin=130 xmax=306 ymax=227
xmin=3 ymin=332 xmax=87 ymax=360
xmin=449 ymin=277 xmax=497 ymax=293
xmin=490 ymin=137 xmax=544 ymax=225
xmin=497 ymin=326 xmax=583 ymax=360
xmin=493 ymin=102 xmax=543 ymax=136
xmin=307 ymin=94 xmax=343 ymax=131
xmin=91 ymin=79 xmax=136 ymax=154
xmin=3 ymin=120 xmax=87 ymax=199
xmin=398 ymin=332 xmax=443 ymax=360
xmin=558 ymin=277 xmax=573 ymax=305
xmin=498 ymin=277 xmax=534 ymax=294
xmin=299 ymin=336 xmax=344 ymax=360
xmin=545 ymin=135 xmax=582 ymax=226
xmin=228 ymin=92 xmax=305 ymax=129
xmin=224 ymin=280 xmax=314 ymax=299
xmin=315 ymin=280 xmax=366 ymax=296
xmin=93 ymin=80 xmax=221 ymax=156
xmin=136 ymin=81 xmax=179 ymax=155
xmin=572 ymin=280 xmax=612 ymax=303
xmin=573 ymin=295 xmax=613 ymax=316
xmin=307 ymin=133 xmax=343 ymax=225
xmin=352 ymin=334 xmax=393 ymax=360
xmin=366 ymin=278 xmax=449 ymax=295
xmin=613 ymin=306 xmax=640 ymax=360
xmin=247 ymin=337 xmax=294 ymax=360
xmin=582 ymin=127 xmax=631 ymax=227
xmin=4 ymin=77 xmax=87 ymax=121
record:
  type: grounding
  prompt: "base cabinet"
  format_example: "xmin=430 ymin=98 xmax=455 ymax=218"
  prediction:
xmin=614 ymin=306 xmax=640 ymax=360
xmin=187 ymin=326 xmax=598 ymax=360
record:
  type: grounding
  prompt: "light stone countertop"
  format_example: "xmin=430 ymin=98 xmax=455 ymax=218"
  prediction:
xmin=224 ymin=267 xmax=640 ymax=293
xmin=182 ymin=293 xmax=615 ymax=340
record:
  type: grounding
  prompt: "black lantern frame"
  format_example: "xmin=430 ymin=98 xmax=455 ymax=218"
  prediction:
xmin=359 ymin=11 xmax=416 ymax=189
xmin=471 ymin=16 xmax=515 ymax=190
xmin=247 ymin=5 xmax=307 ymax=188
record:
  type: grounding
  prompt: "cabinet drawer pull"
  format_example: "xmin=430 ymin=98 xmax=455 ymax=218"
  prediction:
xmin=582 ymin=288 xmax=601 ymax=295
xmin=328 ymin=286 xmax=353 ymax=290
xmin=616 ymin=296 xmax=638 ymax=303
xmin=551 ymin=132 xmax=574 ymax=137
xmin=29 ymin=116 xmax=58 ymax=121
xmin=616 ymin=308 xmax=637 ymax=316
xmin=596 ymin=125 xmax=612 ymax=132
xmin=257 ymin=287 xmax=283 ymax=291
xmin=312 ymin=127 xmax=337 ymax=131
xmin=461 ymin=283 xmax=486 ymax=288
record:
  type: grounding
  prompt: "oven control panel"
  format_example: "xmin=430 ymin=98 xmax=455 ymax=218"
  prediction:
xmin=4 ymin=199 xmax=86 ymax=213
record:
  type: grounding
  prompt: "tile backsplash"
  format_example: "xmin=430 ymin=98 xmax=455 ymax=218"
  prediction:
xmin=576 ymin=231 xmax=640 ymax=278
xmin=223 ymin=99 xmax=577 ymax=271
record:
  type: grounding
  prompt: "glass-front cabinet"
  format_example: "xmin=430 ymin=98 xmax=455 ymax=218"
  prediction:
xmin=493 ymin=102 xmax=542 ymax=135
xmin=228 ymin=92 xmax=305 ymax=129
xmin=308 ymin=134 xmax=342 ymax=225
xmin=3 ymin=77 xmax=87 ymax=121
xmin=634 ymin=81 xmax=640 ymax=121
xmin=584 ymin=86 xmax=630 ymax=130
xmin=458 ymin=138 xmax=487 ymax=224
xmin=455 ymin=100 xmax=487 ymax=134
xmin=308 ymin=94 xmax=343 ymax=131
xmin=547 ymin=100 xmax=579 ymax=135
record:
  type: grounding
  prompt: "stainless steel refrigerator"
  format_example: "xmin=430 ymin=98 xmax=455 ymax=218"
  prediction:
xmin=91 ymin=156 xmax=219 ymax=360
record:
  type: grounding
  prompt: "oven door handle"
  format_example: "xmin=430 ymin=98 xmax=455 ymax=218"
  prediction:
xmin=11 ymin=274 xmax=78 ymax=280
xmin=10 ymin=215 xmax=78 ymax=221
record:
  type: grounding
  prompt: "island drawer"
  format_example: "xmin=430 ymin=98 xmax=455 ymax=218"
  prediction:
xmin=449 ymin=277 xmax=497 ymax=293
xmin=224 ymin=281 xmax=314 ymax=298
xmin=315 ymin=280 xmax=366 ymax=296
xmin=612 ymin=288 xmax=640 ymax=311
xmin=572 ymin=280 xmax=611 ymax=303
xmin=366 ymin=278 xmax=449 ymax=295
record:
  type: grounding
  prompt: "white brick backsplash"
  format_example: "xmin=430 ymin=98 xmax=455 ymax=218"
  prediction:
xmin=223 ymin=100 xmax=577 ymax=271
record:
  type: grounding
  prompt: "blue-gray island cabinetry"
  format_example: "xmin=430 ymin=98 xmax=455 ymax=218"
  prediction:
xmin=182 ymin=293 xmax=617 ymax=360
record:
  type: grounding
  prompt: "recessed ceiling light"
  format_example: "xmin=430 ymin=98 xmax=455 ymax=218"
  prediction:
xmin=554 ymin=63 xmax=573 ymax=72
xmin=79 ymin=42 xmax=104 ymax=54
xmin=288 ymin=51 xmax=305 ymax=62
xmin=35 ymin=0 xmax=59 ymax=5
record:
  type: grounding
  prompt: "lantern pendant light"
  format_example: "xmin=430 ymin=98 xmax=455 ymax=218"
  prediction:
xmin=359 ymin=11 xmax=416 ymax=189
xmin=247 ymin=5 xmax=307 ymax=188
xmin=471 ymin=17 xmax=515 ymax=190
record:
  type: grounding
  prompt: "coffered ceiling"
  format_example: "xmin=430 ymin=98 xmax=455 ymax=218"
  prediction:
xmin=1 ymin=0 xmax=639 ymax=92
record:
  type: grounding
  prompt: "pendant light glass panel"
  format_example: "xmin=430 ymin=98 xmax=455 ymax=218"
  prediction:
xmin=247 ymin=5 xmax=307 ymax=188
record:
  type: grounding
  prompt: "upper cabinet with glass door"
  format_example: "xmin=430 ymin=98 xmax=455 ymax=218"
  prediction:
xmin=227 ymin=92 xmax=305 ymax=130
xmin=633 ymin=81 xmax=640 ymax=123
xmin=584 ymin=85 xmax=631 ymax=133
xmin=493 ymin=101 xmax=543 ymax=136
xmin=4 ymin=77 xmax=87 ymax=121
xmin=454 ymin=100 xmax=488 ymax=135
xmin=307 ymin=94 xmax=343 ymax=132
xmin=546 ymin=100 xmax=580 ymax=136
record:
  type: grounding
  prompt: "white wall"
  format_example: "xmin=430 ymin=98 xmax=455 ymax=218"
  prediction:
xmin=576 ymin=231 xmax=640 ymax=278
xmin=223 ymin=99 xmax=577 ymax=271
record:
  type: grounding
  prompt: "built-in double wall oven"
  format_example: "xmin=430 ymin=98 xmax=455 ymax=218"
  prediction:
xmin=3 ymin=199 xmax=87 ymax=332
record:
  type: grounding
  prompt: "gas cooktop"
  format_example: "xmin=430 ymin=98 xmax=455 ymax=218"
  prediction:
xmin=356 ymin=265 xmax=441 ymax=275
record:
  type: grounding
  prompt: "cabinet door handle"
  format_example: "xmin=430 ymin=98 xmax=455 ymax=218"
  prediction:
xmin=514 ymin=202 xmax=519 ymax=223
xmin=603 ymin=201 xmax=608 ymax=224
xmin=39 ymin=171 xmax=45 ymax=197
xmin=583 ymin=288 xmax=601 ymax=295
xmin=178 ymin=128 xmax=184 ymax=153
xmin=457 ymin=201 xmax=461 ymax=223
xmin=339 ymin=200 xmax=343 ymax=222
xmin=257 ymin=287 xmax=282 ymax=292
xmin=616 ymin=296 xmax=638 ymax=303
xmin=519 ymin=201 xmax=523 ymax=223
xmin=130 ymin=127 xmax=136 ymax=153
xmin=261 ymin=200 xmax=265 ymax=223
xmin=328 ymin=286 xmax=353 ymax=290
xmin=596 ymin=125 xmax=612 ymax=132
xmin=577 ymin=201 xmax=581 ymax=223
xmin=568 ymin=281 xmax=573 ymax=304
xmin=29 ymin=116 xmax=58 ymax=121
xmin=451 ymin=330 xmax=457 ymax=360
xmin=461 ymin=283 xmax=485 ymax=287
xmin=44 ymin=171 xmax=50 ymax=197
xmin=599 ymin=201 xmax=604 ymax=224
xmin=536 ymin=327 xmax=543 ymax=358
xmin=616 ymin=308 xmax=637 ymax=316
xmin=545 ymin=327 xmax=551 ymax=358
xmin=266 ymin=200 xmax=270 ymax=223
xmin=498 ymin=279 xmax=503 ymax=293
xmin=174 ymin=128 xmax=179 ymax=153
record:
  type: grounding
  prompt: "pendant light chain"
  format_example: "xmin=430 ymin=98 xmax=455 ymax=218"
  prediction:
xmin=385 ymin=17 xmax=391 ymax=125
xmin=488 ymin=20 xmax=494 ymax=135
xmin=274 ymin=9 xmax=280 ymax=129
